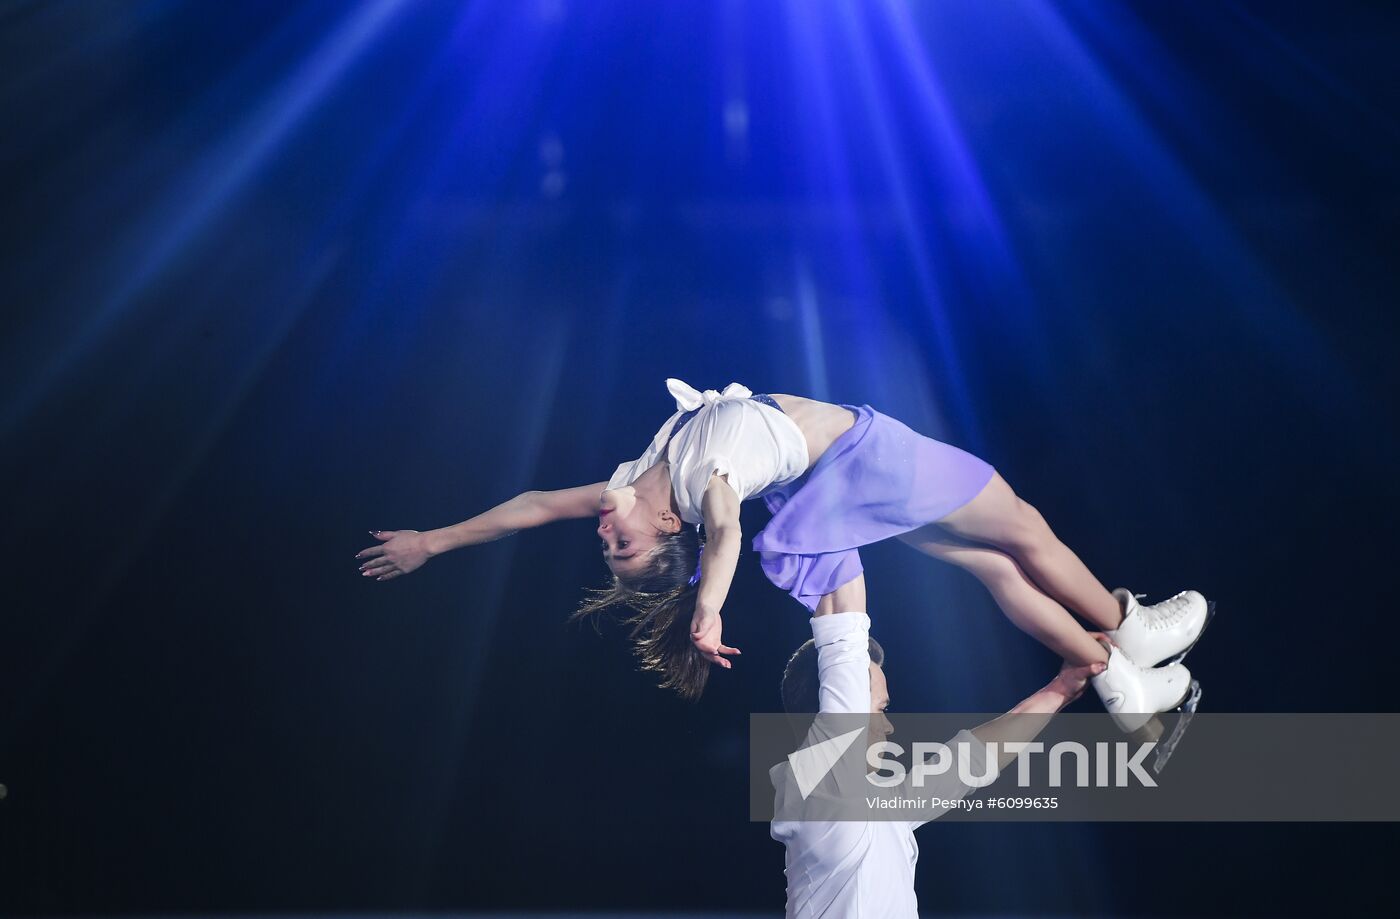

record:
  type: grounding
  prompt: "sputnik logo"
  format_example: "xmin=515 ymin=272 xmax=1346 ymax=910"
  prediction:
xmin=787 ymin=728 xmax=866 ymax=799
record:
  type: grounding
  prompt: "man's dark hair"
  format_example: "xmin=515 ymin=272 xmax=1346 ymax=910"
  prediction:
xmin=780 ymin=632 xmax=885 ymax=713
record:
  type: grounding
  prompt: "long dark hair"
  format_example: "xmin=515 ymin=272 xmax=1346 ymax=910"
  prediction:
xmin=571 ymin=524 xmax=712 ymax=700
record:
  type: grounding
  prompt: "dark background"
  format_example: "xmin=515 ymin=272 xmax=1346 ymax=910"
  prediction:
xmin=3 ymin=0 xmax=1398 ymax=915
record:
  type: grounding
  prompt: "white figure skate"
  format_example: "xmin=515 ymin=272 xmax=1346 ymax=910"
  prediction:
xmin=1106 ymin=588 xmax=1214 ymax=668
xmin=1092 ymin=643 xmax=1202 ymax=775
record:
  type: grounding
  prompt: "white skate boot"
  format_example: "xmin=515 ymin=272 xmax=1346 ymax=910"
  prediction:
xmin=1092 ymin=643 xmax=1202 ymax=775
xmin=1106 ymin=588 xmax=1214 ymax=668
xmin=1092 ymin=644 xmax=1197 ymax=733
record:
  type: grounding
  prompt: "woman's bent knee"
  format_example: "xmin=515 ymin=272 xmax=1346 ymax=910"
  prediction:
xmin=998 ymin=499 xmax=1051 ymax=555
xmin=964 ymin=545 xmax=1024 ymax=587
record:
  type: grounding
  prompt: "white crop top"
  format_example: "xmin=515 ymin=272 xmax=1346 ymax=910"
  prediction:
xmin=607 ymin=379 xmax=811 ymax=526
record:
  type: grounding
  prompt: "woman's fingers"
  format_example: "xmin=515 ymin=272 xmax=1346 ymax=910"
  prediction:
xmin=693 ymin=632 xmax=730 ymax=652
xmin=695 ymin=642 xmax=738 ymax=668
xmin=702 ymin=651 xmax=732 ymax=669
xmin=357 ymin=533 xmax=418 ymax=581
xmin=692 ymin=636 xmax=734 ymax=668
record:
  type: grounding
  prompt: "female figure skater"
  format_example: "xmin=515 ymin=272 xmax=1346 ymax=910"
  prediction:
xmin=355 ymin=379 xmax=1209 ymax=725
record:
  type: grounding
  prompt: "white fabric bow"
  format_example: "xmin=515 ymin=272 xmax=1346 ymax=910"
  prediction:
xmin=627 ymin=378 xmax=756 ymax=471
xmin=666 ymin=378 xmax=753 ymax=411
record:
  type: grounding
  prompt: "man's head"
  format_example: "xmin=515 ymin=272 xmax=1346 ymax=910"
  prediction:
xmin=780 ymin=634 xmax=893 ymax=745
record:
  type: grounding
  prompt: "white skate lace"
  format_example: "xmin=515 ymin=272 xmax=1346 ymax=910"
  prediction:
xmin=1138 ymin=591 xmax=1194 ymax=631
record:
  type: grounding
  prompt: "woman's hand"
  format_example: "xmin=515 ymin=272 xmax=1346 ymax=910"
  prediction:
xmin=690 ymin=605 xmax=741 ymax=669
xmin=355 ymin=530 xmax=431 ymax=581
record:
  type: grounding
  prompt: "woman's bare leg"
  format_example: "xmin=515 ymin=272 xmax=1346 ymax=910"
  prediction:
xmin=897 ymin=524 xmax=1108 ymax=667
xmin=935 ymin=472 xmax=1124 ymax=632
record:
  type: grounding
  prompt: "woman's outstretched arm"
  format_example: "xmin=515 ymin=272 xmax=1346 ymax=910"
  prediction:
xmin=356 ymin=481 xmax=609 ymax=581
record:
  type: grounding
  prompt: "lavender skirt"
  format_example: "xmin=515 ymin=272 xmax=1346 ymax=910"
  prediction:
xmin=751 ymin=404 xmax=996 ymax=612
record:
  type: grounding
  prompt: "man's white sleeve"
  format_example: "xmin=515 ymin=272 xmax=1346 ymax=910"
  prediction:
xmin=812 ymin=612 xmax=872 ymax=715
xmin=779 ymin=612 xmax=873 ymax=809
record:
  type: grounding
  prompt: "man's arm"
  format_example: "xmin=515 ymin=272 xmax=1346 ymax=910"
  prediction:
xmin=790 ymin=590 xmax=874 ymax=806
xmin=905 ymin=659 xmax=1103 ymax=826
xmin=970 ymin=659 xmax=1104 ymax=771
xmin=770 ymin=581 xmax=869 ymax=838
xmin=811 ymin=605 xmax=872 ymax=715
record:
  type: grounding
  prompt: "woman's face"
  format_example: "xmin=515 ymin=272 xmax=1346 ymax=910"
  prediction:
xmin=598 ymin=486 xmax=663 ymax=577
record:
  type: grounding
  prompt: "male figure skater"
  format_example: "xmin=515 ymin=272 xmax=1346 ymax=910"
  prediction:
xmin=770 ymin=572 xmax=1103 ymax=917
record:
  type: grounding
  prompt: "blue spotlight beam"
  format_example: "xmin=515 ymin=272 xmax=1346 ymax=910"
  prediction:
xmin=2 ymin=0 xmax=414 ymax=437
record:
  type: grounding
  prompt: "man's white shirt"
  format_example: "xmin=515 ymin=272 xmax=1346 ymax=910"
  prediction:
xmin=770 ymin=612 xmax=995 ymax=918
